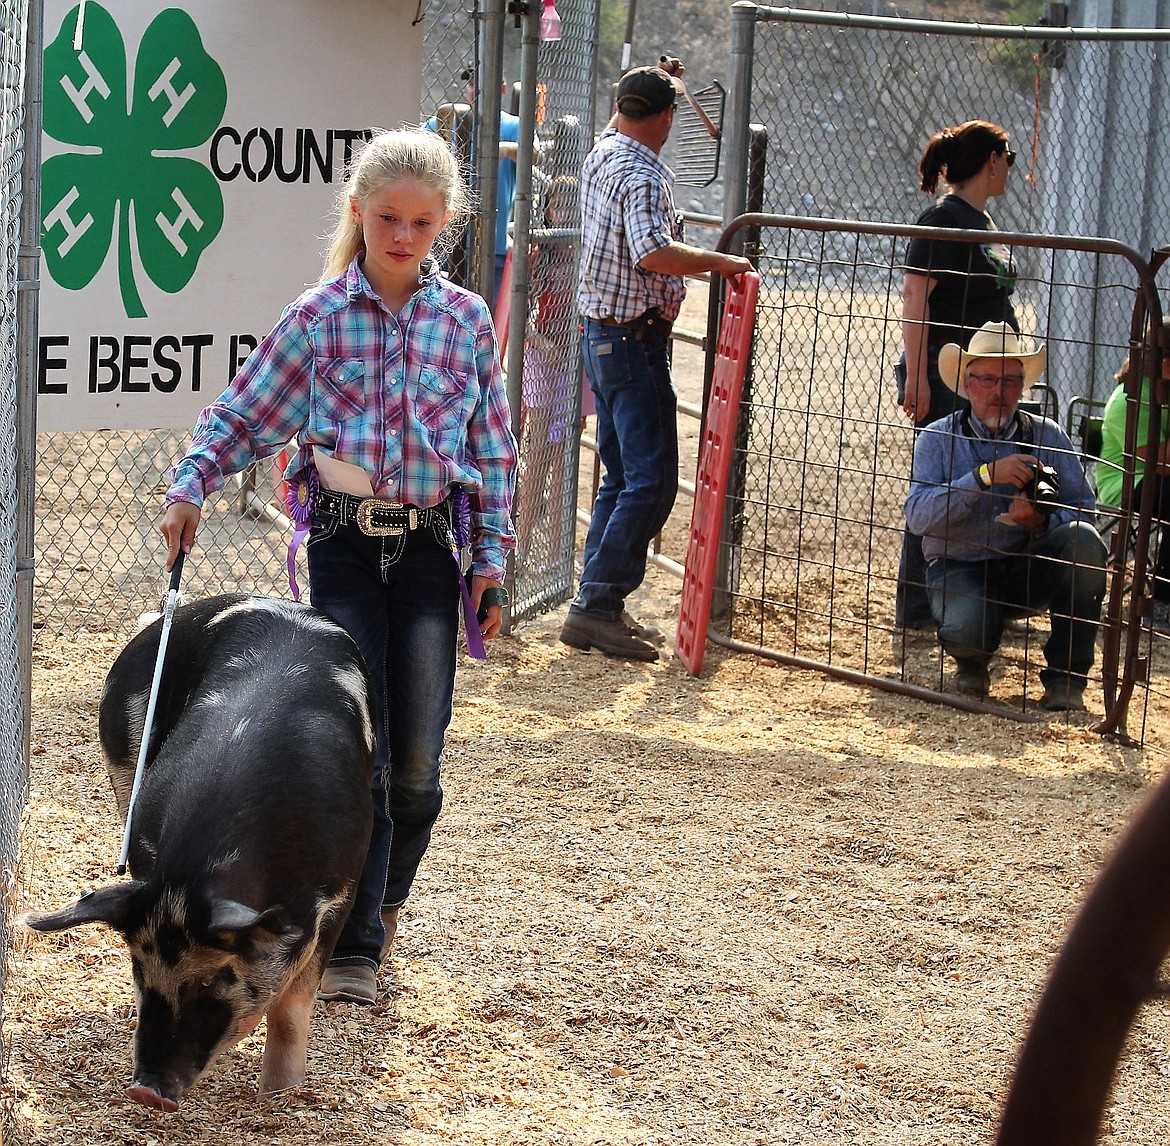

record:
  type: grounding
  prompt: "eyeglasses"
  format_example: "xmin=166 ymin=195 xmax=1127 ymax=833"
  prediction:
xmin=967 ymin=372 xmax=1025 ymax=389
xmin=1000 ymin=149 xmax=1016 ymax=167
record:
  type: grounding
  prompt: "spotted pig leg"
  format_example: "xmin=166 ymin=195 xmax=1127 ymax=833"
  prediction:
xmin=257 ymin=969 xmax=316 ymax=1096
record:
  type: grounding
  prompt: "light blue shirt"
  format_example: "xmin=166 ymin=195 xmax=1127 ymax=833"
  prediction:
xmin=905 ymin=408 xmax=1096 ymax=562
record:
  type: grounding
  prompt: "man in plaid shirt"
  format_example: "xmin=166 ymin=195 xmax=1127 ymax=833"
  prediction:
xmin=561 ymin=62 xmax=752 ymax=662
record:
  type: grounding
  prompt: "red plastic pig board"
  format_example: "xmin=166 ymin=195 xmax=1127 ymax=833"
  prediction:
xmin=675 ymin=271 xmax=759 ymax=676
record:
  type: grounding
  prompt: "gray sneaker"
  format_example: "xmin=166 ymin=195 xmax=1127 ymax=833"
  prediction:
xmin=560 ymin=611 xmax=659 ymax=661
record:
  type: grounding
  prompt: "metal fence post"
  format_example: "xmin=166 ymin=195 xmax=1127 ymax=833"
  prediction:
xmin=16 ymin=0 xmax=41 ymax=783
xmin=476 ymin=0 xmax=505 ymax=304
xmin=724 ymin=1 xmax=757 ymax=233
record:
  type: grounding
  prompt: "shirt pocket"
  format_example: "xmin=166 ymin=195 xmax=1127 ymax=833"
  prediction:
xmin=413 ymin=364 xmax=476 ymax=432
xmin=311 ymin=357 xmax=367 ymax=428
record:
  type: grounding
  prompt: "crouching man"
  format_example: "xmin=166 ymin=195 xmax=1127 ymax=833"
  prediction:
xmin=904 ymin=321 xmax=1107 ymax=710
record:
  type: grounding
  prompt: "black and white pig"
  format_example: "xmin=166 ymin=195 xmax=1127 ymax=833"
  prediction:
xmin=23 ymin=594 xmax=375 ymax=1111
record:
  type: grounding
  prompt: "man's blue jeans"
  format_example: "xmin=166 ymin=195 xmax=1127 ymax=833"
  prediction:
xmin=308 ymin=519 xmax=459 ymax=969
xmin=572 ymin=319 xmax=678 ymax=620
xmin=925 ymin=520 xmax=1108 ymax=686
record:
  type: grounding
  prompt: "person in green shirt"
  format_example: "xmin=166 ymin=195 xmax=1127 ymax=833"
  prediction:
xmin=1099 ymin=339 xmax=1170 ymax=631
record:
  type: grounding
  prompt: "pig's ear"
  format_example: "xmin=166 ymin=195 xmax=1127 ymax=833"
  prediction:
xmin=20 ymin=883 xmax=143 ymax=934
xmin=206 ymin=896 xmax=304 ymax=944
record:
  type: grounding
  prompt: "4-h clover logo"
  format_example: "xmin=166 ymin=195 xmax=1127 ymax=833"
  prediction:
xmin=42 ymin=4 xmax=227 ymax=318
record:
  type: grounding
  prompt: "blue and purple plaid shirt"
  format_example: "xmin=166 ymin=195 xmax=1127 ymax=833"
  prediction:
xmin=577 ymin=129 xmax=684 ymax=324
xmin=168 ymin=258 xmax=517 ymax=580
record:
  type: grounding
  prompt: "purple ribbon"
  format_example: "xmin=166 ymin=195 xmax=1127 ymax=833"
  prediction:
xmin=285 ymin=468 xmax=318 ymax=602
xmin=452 ymin=488 xmax=486 ymax=660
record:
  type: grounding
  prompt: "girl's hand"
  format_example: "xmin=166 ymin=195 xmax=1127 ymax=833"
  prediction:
xmin=903 ymin=377 xmax=930 ymax=422
xmin=160 ymin=501 xmax=201 ymax=571
xmin=468 ymin=574 xmax=507 ymax=640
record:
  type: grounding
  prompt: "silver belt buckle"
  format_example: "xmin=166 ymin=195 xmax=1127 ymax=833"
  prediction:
xmin=356 ymin=497 xmax=405 ymax=537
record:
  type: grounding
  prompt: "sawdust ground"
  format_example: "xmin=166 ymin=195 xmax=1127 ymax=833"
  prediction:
xmin=5 ymin=575 xmax=1170 ymax=1145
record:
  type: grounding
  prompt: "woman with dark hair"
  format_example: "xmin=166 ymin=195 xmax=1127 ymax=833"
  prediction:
xmin=896 ymin=119 xmax=1021 ymax=629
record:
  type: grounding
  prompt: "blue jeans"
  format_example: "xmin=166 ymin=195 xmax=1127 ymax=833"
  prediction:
xmin=925 ymin=520 xmax=1108 ymax=686
xmin=308 ymin=517 xmax=459 ymax=968
xmin=572 ymin=320 xmax=678 ymax=620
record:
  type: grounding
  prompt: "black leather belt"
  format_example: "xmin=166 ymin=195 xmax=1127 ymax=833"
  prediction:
xmin=593 ymin=307 xmax=673 ymax=341
xmin=316 ymin=489 xmax=449 ymax=538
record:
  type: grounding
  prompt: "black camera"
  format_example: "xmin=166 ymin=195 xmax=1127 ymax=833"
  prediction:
xmin=1023 ymin=463 xmax=1061 ymax=516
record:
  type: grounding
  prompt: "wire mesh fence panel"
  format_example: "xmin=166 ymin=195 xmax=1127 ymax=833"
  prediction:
xmin=729 ymin=7 xmax=1170 ymax=401
xmin=717 ymin=216 xmax=1169 ymax=735
xmin=1 ymin=0 xmax=31 ymax=1021
xmin=27 ymin=2 xmax=601 ymax=640
xmin=33 ymin=432 xmax=291 ymax=635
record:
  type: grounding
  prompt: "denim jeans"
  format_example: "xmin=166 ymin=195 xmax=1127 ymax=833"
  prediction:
xmin=572 ymin=319 xmax=678 ymax=620
xmin=925 ymin=520 xmax=1108 ymax=686
xmin=895 ymin=349 xmax=968 ymax=625
xmin=308 ymin=517 xmax=459 ymax=968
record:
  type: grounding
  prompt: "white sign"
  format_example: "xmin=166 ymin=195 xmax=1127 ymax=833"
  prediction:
xmin=36 ymin=0 xmax=424 ymax=431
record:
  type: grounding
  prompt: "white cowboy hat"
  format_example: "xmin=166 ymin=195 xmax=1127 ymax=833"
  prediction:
xmin=937 ymin=321 xmax=1047 ymax=395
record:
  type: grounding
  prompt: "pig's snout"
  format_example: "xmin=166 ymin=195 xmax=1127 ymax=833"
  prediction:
xmin=126 ymin=1080 xmax=181 ymax=1113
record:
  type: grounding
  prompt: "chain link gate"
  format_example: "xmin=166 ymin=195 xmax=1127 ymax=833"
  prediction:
xmin=721 ymin=6 xmax=1170 ymax=412
xmin=700 ymin=212 xmax=1166 ymax=737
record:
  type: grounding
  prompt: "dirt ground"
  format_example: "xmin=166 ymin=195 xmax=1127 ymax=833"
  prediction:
xmin=5 ymin=555 xmax=1170 ymax=1145
xmin=9 ymin=275 xmax=1170 ymax=1144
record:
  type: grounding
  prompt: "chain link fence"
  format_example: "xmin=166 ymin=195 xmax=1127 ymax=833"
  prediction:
xmin=725 ymin=6 xmax=1170 ymax=409
xmin=2 ymin=0 xmax=30 ymax=1040
xmin=31 ymin=0 xmax=601 ymax=637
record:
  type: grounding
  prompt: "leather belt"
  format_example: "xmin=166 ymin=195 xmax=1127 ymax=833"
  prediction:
xmin=315 ymin=489 xmax=449 ymax=538
xmin=593 ymin=307 xmax=673 ymax=341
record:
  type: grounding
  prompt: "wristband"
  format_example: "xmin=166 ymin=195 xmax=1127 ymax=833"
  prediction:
xmin=975 ymin=463 xmax=992 ymax=490
xmin=480 ymin=586 xmax=510 ymax=610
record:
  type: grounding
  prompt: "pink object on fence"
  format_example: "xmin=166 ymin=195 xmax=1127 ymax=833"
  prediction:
xmin=493 ymin=248 xmax=513 ymax=357
xmin=675 ymin=271 xmax=760 ymax=676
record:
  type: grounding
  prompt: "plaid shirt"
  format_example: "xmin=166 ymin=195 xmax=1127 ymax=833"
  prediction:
xmin=577 ymin=129 xmax=684 ymax=324
xmin=168 ymin=259 xmax=517 ymax=580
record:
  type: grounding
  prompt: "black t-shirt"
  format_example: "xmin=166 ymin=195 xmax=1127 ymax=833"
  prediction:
xmin=905 ymin=193 xmax=1019 ymax=348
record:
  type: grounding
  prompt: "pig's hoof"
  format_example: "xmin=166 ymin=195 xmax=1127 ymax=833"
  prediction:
xmin=317 ymin=964 xmax=376 ymax=1005
xmin=126 ymin=1085 xmax=180 ymax=1112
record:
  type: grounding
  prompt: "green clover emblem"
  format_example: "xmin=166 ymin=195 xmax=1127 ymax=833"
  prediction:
xmin=42 ymin=4 xmax=227 ymax=318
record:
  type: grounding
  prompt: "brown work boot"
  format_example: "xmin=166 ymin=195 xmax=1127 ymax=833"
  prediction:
xmin=622 ymin=610 xmax=664 ymax=644
xmin=560 ymin=611 xmax=658 ymax=661
xmin=954 ymin=658 xmax=991 ymax=699
xmin=1039 ymin=681 xmax=1086 ymax=712
xmin=380 ymin=904 xmax=401 ymax=961
xmin=317 ymin=963 xmax=377 ymax=1006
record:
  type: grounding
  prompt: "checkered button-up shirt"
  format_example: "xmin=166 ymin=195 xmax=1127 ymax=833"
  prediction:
xmin=168 ymin=259 xmax=518 ymax=580
xmin=577 ymin=129 xmax=684 ymax=324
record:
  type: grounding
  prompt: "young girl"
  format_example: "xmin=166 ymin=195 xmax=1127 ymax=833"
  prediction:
xmin=160 ymin=128 xmax=518 ymax=1006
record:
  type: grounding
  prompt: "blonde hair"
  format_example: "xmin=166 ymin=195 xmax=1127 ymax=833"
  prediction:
xmin=321 ymin=128 xmax=473 ymax=280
